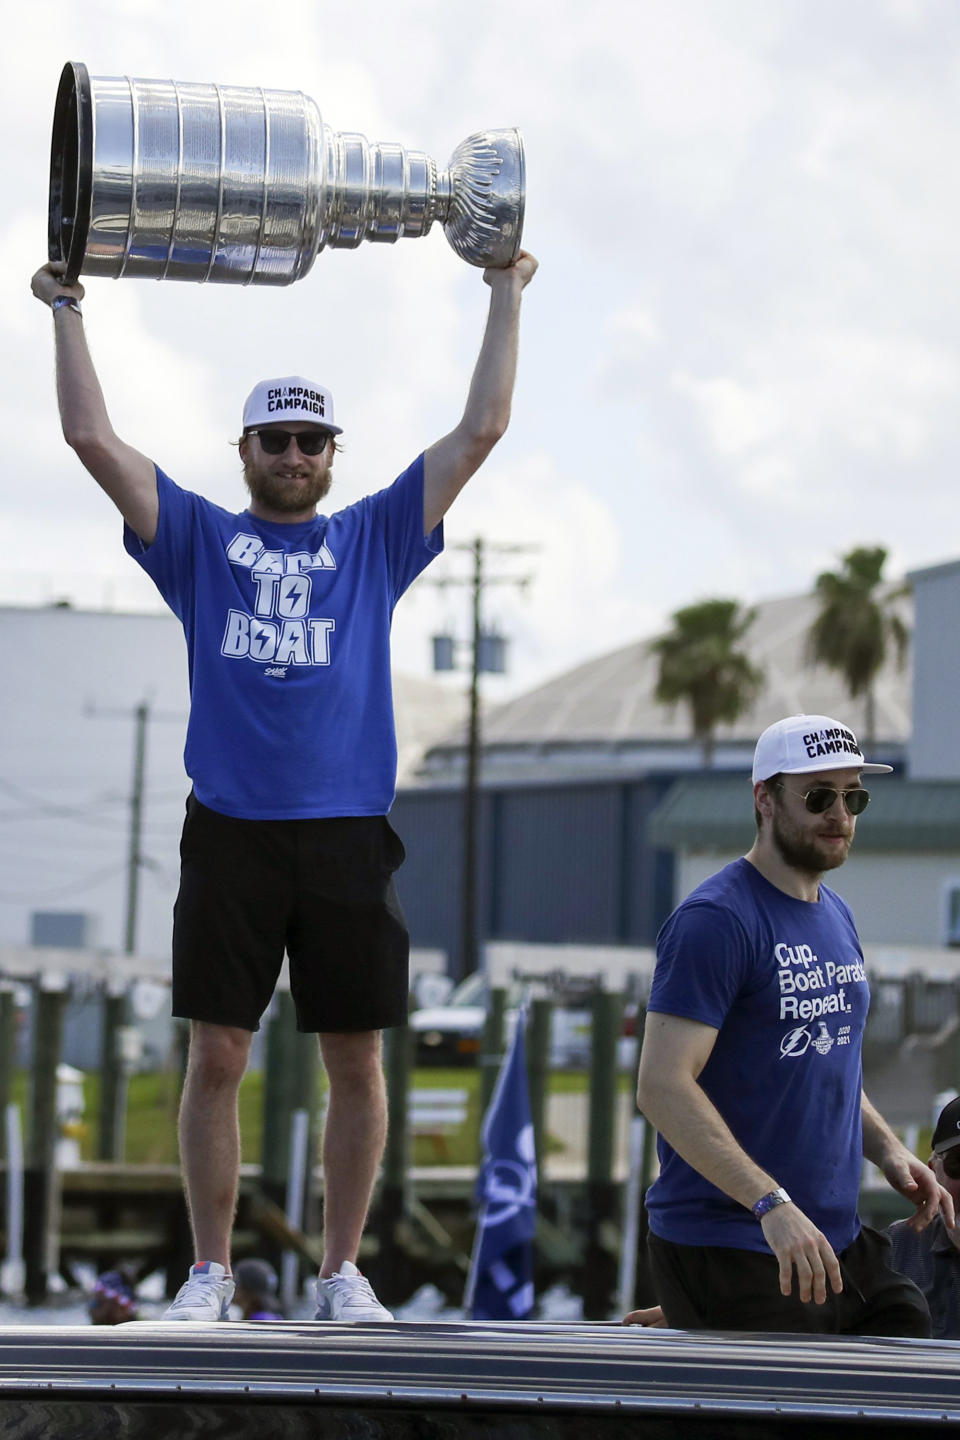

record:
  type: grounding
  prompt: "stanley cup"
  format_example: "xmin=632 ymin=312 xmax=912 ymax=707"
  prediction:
xmin=48 ymin=61 xmax=525 ymax=286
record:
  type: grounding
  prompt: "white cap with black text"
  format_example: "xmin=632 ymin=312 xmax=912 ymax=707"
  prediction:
xmin=752 ymin=714 xmax=894 ymax=784
xmin=242 ymin=376 xmax=343 ymax=434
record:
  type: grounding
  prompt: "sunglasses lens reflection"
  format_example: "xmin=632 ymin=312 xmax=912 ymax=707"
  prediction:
xmin=942 ymin=1150 xmax=960 ymax=1180
xmin=804 ymin=788 xmax=869 ymax=816
xmin=256 ymin=430 xmax=329 ymax=456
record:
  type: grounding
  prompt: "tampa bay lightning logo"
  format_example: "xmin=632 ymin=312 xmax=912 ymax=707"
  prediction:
xmin=780 ymin=1026 xmax=812 ymax=1058
xmin=477 ymin=1123 xmax=537 ymax=1227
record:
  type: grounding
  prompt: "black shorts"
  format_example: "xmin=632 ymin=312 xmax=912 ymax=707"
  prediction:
xmin=172 ymin=795 xmax=410 ymax=1033
xmin=648 ymin=1224 xmax=931 ymax=1337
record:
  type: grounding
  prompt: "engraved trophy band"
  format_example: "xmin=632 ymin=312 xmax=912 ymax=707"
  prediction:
xmin=49 ymin=61 xmax=525 ymax=286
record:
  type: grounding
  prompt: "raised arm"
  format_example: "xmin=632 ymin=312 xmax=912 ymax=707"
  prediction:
xmin=637 ymin=1012 xmax=843 ymax=1304
xmin=422 ymin=250 xmax=537 ymax=534
xmin=31 ymin=262 xmax=158 ymax=544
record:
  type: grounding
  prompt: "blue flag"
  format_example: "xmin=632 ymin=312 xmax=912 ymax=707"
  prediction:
xmin=465 ymin=1006 xmax=537 ymax=1320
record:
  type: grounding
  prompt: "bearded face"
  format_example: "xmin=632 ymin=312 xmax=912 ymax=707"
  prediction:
xmin=240 ymin=429 xmax=334 ymax=517
xmin=767 ymin=778 xmax=856 ymax=876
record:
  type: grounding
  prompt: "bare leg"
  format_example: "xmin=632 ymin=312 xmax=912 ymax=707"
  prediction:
xmin=178 ymin=1020 xmax=252 ymax=1270
xmin=317 ymin=1030 xmax=387 ymax=1277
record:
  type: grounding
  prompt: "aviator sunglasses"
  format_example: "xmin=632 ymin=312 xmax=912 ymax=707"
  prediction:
xmin=773 ymin=782 xmax=870 ymax=816
xmin=246 ymin=428 xmax=331 ymax=456
xmin=939 ymin=1147 xmax=960 ymax=1181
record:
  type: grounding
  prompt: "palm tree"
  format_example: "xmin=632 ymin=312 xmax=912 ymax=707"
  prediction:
xmin=806 ymin=547 xmax=909 ymax=744
xmin=649 ymin=599 xmax=765 ymax=765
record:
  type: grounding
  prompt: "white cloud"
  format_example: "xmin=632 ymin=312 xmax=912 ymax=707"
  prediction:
xmin=671 ymin=372 xmax=783 ymax=458
xmin=5 ymin=0 xmax=960 ymax=692
xmin=671 ymin=328 xmax=960 ymax=520
xmin=607 ymin=308 xmax=660 ymax=343
xmin=390 ymin=449 xmax=651 ymax=693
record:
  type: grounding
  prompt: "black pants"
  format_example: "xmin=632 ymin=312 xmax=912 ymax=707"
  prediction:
xmin=648 ymin=1224 xmax=931 ymax=1337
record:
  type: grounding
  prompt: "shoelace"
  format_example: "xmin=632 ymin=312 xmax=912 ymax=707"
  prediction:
xmin=326 ymin=1271 xmax=377 ymax=1309
xmin=169 ymin=1274 xmax=222 ymax=1311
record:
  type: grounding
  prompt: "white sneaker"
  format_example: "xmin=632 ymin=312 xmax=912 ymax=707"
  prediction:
xmin=162 ymin=1261 xmax=234 ymax=1321
xmin=314 ymin=1261 xmax=393 ymax=1321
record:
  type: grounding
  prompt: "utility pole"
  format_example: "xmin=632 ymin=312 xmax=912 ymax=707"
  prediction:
xmin=86 ymin=698 xmax=183 ymax=1159
xmin=461 ymin=538 xmax=484 ymax=990
xmin=104 ymin=699 xmax=149 ymax=1161
xmin=430 ymin=538 xmax=536 ymax=981
xmin=124 ymin=701 xmax=149 ymax=956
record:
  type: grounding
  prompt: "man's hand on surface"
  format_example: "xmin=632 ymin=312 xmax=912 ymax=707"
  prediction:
xmin=622 ymin=1304 xmax=667 ymax=1328
xmin=760 ymin=1203 xmax=843 ymax=1304
xmin=31 ymin=261 xmax=85 ymax=307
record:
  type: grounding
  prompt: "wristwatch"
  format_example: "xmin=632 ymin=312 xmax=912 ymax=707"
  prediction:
xmin=51 ymin=295 xmax=82 ymax=316
xmin=752 ymin=1186 xmax=791 ymax=1220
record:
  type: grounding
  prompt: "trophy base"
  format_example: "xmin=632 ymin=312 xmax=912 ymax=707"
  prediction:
xmin=443 ymin=130 xmax=525 ymax=269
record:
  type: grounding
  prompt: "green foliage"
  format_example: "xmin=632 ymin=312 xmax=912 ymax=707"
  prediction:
xmin=806 ymin=546 xmax=909 ymax=741
xmin=75 ymin=1071 xmax=266 ymax=1165
xmin=649 ymin=598 xmax=764 ymax=763
xmin=45 ymin=1066 xmax=623 ymax=1169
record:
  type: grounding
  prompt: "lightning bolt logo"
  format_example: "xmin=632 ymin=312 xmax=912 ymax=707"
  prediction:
xmin=779 ymin=1026 xmax=812 ymax=1058
xmin=250 ymin=626 xmax=274 ymax=658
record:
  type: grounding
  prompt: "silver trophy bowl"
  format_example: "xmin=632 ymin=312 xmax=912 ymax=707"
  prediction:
xmin=48 ymin=62 xmax=524 ymax=285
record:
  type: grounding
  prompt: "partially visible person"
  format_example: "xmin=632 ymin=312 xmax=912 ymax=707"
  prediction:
xmin=887 ymin=1096 xmax=960 ymax=1339
xmin=89 ymin=1267 xmax=139 ymax=1325
xmin=622 ymin=1304 xmax=667 ymax=1327
xmin=233 ymin=1258 xmax=285 ymax=1321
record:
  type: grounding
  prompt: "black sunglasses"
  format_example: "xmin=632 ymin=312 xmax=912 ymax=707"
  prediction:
xmin=773 ymin=782 xmax=870 ymax=816
xmin=246 ymin=428 xmax=330 ymax=456
xmin=939 ymin=1147 xmax=960 ymax=1181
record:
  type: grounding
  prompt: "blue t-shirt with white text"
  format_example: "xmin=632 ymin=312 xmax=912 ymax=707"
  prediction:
xmin=124 ymin=457 xmax=442 ymax=819
xmin=644 ymin=858 xmax=870 ymax=1253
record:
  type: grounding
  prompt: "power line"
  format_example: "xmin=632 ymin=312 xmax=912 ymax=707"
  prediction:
xmin=0 ymin=778 xmax=186 ymax=831
xmin=425 ymin=538 xmax=537 ymax=980
xmin=85 ymin=700 xmax=185 ymax=956
xmin=0 ymin=861 xmax=127 ymax=905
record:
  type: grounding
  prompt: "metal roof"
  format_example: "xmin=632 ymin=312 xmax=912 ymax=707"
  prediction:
xmin=422 ymin=586 xmax=912 ymax=771
xmin=649 ymin=776 xmax=960 ymax=852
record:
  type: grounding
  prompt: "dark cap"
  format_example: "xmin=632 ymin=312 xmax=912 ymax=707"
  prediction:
xmin=932 ymin=1095 xmax=960 ymax=1154
xmin=89 ymin=1269 xmax=137 ymax=1318
xmin=233 ymin=1258 xmax=279 ymax=1299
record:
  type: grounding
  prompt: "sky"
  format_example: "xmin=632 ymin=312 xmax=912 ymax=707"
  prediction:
xmin=5 ymin=0 xmax=960 ymax=704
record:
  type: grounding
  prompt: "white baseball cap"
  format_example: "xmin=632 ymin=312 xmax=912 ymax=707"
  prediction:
xmin=242 ymin=376 xmax=342 ymax=434
xmin=752 ymin=714 xmax=893 ymax=784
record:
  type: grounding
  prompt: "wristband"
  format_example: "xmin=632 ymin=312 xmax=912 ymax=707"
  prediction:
xmin=752 ymin=1187 xmax=791 ymax=1220
xmin=51 ymin=295 xmax=82 ymax=317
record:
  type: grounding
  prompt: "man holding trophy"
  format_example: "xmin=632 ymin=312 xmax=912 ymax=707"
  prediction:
xmin=31 ymin=217 xmax=535 ymax=1322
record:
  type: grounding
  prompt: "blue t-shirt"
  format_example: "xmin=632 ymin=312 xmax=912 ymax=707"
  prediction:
xmin=124 ymin=457 xmax=442 ymax=819
xmin=645 ymin=858 xmax=870 ymax=1253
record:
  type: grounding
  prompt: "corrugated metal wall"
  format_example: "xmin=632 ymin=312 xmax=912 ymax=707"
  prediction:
xmin=390 ymin=775 xmax=677 ymax=977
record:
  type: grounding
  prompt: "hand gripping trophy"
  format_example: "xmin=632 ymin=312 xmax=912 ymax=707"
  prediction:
xmin=48 ymin=61 xmax=525 ymax=284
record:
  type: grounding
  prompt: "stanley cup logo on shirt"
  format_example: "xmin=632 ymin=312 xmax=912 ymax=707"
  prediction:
xmin=48 ymin=62 xmax=525 ymax=286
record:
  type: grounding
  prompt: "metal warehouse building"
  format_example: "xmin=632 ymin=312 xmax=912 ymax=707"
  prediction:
xmin=394 ymin=583 xmax=912 ymax=976
xmin=10 ymin=563 xmax=960 ymax=983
